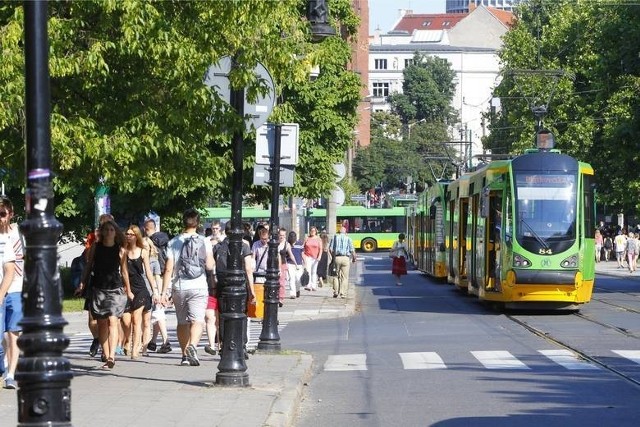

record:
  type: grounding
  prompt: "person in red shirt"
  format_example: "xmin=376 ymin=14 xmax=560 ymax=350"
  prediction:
xmin=303 ymin=226 xmax=323 ymax=291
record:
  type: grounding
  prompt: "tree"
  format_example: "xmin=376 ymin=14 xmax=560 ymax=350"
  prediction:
xmin=485 ymin=0 xmax=640 ymax=217
xmin=353 ymin=111 xmax=453 ymax=193
xmin=0 ymin=0 xmax=361 ymax=237
xmin=388 ymin=52 xmax=457 ymax=125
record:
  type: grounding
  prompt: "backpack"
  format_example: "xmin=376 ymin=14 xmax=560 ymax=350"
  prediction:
xmin=178 ymin=235 xmax=206 ymax=280
xmin=604 ymin=237 xmax=613 ymax=250
xmin=150 ymin=232 xmax=169 ymax=275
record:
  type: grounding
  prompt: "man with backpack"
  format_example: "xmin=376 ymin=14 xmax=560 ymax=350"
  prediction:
xmin=161 ymin=209 xmax=214 ymax=366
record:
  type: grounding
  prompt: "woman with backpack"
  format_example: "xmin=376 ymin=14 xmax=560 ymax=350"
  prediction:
xmin=603 ymin=233 xmax=613 ymax=262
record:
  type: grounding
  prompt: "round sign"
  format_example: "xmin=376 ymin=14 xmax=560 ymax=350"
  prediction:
xmin=204 ymin=56 xmax=275 ymax=131
xmin=332 ymin=186 xmax=345 ymax=207
xmin=333 ymin=163 xmax=346 ymax=182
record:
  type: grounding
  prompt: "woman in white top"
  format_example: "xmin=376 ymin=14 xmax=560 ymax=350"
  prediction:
xmin=390 ymin=233 xmax=409 ymax=286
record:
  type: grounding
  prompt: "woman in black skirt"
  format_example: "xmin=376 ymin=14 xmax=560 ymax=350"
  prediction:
xmin=77 ymin=220 xmax=132 ymax=369
xmin=317 ymin=231 xmax=331 ymax=288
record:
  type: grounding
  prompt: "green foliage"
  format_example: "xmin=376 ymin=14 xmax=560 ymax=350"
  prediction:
xmin=353 ymin=112 xmax=453 ymax=192
xmin=0 ymin=0 xmax=360 ymax=239
xmin=485 ymin=0 xmax=640 ymax=216
xmin=388 ymin=52 xmax=457 ymax=125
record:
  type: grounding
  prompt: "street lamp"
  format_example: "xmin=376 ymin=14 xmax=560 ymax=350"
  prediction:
xmin=216 ymin=56 xmax=251 ymax=387
xmin=257 ymin=0 xmax=336 ymax=351
xmin=17 ymin=1 xmax=72 ymax=424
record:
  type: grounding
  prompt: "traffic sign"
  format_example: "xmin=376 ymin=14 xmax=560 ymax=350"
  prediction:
xmin=255 ymin=123 xmax=299 ymax=166
xmin=203 ymin=56 xmax=275 ymax=131
xmin=253 ymin=164 xmax=295 ymax=187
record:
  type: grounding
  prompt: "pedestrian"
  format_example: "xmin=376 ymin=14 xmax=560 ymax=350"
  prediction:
xmin=124 ymin=225 xmax=157 ymax=358
xmin=212 ymin=221 xmax=256 ymax=357
xmin=278 ymin=227 xmax=297 ymax=303
xmin=160 ymin=208 xmax=214 ymax=366
xmin=80 ymin=213 xmax=114 ymax=359
xmin=286 ymin=231 xmax=303 ymax=299
xmin=317 ymin=231 xmax=331 ymax=289
xmin=390 ymin=233 xmax=409 ymax=286
xmin=594 ymin=229 xmax=603 ymax=263
xmin=603 ymin=233 xmax=613 ymax=261
xmin=209 ymin=221 xmax=223 ymax=246
xmin=614 ymin=230 xmax=627 ymax=269
xmin=328 ymin=226 xmax=357 ymax=298
xmin=251 ymin=226 xmax=269 ymax=285
xmin=0 ymin=196 xmax=19 ymax=389
xmin=626 ymin=232 xmax=638 ymax=273
xmin=77 ymin=220 xmax=132 ymax=369
xmin=143 ymin=218 xmax=172 ymax=353
xmin=303 ymin=226 xmax=323 ymax=291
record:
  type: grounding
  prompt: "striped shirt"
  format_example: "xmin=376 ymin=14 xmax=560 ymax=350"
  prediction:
xmin=330 ymin=233 xmax=355 ymax=257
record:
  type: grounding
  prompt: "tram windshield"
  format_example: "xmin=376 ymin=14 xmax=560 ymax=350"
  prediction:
xmin=514 ymin=172 xmax=577 ymax=253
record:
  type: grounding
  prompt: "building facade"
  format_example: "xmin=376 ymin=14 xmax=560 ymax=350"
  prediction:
xmin=368 ymin=6 xmax=513 ymax=164
xmin=446 ymin=0 xmax=523 ymax=13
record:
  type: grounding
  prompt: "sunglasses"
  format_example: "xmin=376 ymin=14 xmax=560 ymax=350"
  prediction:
xmin=0 ymin=211 xmax=7 ymax=218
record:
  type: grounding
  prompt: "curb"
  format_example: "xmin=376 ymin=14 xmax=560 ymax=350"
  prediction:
xmin=263 ymin=353 xmax=313 ymax=427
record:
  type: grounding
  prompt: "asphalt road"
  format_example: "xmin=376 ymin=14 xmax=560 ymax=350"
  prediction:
xmin=285 ymin=254 xmax=640 ymax=427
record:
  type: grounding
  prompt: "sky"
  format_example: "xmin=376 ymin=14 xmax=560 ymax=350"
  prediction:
xmin=369 ymin=0 xmax=446 ymax=34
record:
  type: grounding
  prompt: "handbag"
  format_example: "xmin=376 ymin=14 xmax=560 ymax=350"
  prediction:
xmin=328 ymin=260 xmax=338 ymax=277
xmin=300 ymin=270 xmax=310 ymax=287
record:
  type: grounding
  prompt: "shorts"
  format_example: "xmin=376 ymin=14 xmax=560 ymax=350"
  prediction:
xmin=206 ymin=295 xmax=218 ymax=311
xmin=150 ymin=304 xmax=166 ymax=323
xmin=3 ymin=292 xmax=23 ymax=332
xmin=172 ymin=288 xmax=208 ymax=325
xmin=149 ymin=259 xmax=161 ymax=276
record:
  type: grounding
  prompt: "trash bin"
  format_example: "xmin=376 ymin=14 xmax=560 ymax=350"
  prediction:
xmin=248 ymin=283 xmax=264 ymax=319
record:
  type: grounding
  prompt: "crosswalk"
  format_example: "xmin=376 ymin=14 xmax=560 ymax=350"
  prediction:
xmin=324 ymin=350 xmax=640 ymax=372
xmin=64 ymin=320 xmax=287 ymax=356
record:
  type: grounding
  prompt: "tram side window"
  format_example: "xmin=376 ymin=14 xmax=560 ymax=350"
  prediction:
xmin=583 ymin=174 xmax=594 ymax=234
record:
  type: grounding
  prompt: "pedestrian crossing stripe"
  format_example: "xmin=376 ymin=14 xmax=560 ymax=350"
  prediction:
xmin=64 ymin=320 xmax=286 ymax=354
xmin=471 ymin=351 xmax=530 ymax=370
xmin=538 ymin=349 xmax=599 ymax=370
xmin=612 ymin=350 xmax=640 ymax=364
xmin=324 ymin=354 xmax=368 ymax=371
xmin=399 ymin=352 xmax=446 ymax=370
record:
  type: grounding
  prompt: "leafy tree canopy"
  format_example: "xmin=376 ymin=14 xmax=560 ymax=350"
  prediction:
xmin=388 ymin=52 xmax=457 ymax=125
xmin=0 ymin=0 xmax=361 ymax=237
xmin=485 ymin=0 xmax=640 ymax=217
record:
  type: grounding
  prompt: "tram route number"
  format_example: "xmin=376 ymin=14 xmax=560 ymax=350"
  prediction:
xmin=539 ymin=248 xmax=553 ymax=255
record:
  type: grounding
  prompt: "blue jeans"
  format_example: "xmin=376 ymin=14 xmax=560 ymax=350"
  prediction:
xmin=0 ymin=301 xmax=5 ymax=375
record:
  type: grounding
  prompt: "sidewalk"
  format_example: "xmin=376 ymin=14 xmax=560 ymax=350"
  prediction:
xmin=0 ymin=262 xmax=360 ymax=426
xmin=595 ymin=258 xmax=640 ymax=280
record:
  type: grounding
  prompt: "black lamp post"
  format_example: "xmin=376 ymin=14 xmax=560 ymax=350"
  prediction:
xmin=17 ymin=1 xmax=72 ymax=425
xmin=258 ymin=124 xmax=283 ymax=351
xmin=216 ymin=57 xmax=250 ymax=387
xmin=257 ymin=0 xmax=335 ymax=350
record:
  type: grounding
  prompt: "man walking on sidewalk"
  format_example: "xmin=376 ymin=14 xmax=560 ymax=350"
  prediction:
xmin=329 ymin=227 xmax=357 ymax=299
xmin=161 ymin=209 xmax=214 ymax=366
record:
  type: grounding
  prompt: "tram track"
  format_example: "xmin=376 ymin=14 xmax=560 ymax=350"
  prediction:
xmin=507 ymin=313 xmax=640 ymax=389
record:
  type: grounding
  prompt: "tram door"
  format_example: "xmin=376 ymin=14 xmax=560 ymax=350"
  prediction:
xmin=469 ymin=194 xmax=480 ymax=292
xmin=458 ymin=198 xmax=469 ymax=287
xmin=486 ymin=191 xmax=503 ymax=290
xmin=448 ymin=199 xmax=455 ymax=282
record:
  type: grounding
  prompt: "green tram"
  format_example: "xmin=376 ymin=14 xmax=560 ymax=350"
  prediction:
xmin=411 ymin=139 xmax=596 ymax=309
xmin=203 ymin=206 xmax=271 ymax=227
xmin=307 ymin=206 xmax=406 ymax=252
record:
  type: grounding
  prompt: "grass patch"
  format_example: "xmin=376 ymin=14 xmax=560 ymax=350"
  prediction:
xmin=63 ymin=297 xmax=85 ymax=313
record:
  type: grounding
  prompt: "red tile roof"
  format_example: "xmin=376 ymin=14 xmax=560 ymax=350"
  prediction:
xmin=487 ymin=7 xmax=515 ymax=27
xmin=392 ymin=13 xmax=467 ymax=33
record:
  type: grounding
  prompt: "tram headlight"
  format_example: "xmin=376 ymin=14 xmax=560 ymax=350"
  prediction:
xmin=561 ymin=254 xmax=578 ymax=268
xmin=513 ymin=253 xmax=532 ymax=268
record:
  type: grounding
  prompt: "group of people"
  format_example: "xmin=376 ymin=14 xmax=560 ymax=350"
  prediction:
xmin=76 ymin=208 xmax=360 ymax=369
xmin=595 ymin=228 xmax=639 ymax=272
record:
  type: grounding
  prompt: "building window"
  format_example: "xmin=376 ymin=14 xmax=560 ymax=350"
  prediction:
xmin=374 ymin=59 xmax=388 ymax=70
xmin=422 ymin=20 xmax=431 ymax=27
xmin=404 ymin=59 xmax=414 ymax=68
xmin=372 ymin=82 xmax=389 ymax=97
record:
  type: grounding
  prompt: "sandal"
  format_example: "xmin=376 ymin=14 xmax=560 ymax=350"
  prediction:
xmin=107 ymin=358 xmax=115 ymax=369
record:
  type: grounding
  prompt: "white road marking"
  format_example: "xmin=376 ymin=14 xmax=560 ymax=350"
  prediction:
xmin=324 ymin=354 xmax=368 ymax=371
xmin=612 ymin=350 xmax=640 ymax=364
xmin=471 ymin=351 xmax=530 ymax=369
xmin=399 ymin=352 xmax=447 ymax=370
xmin=538 ymin=349 xmax=599 ymax=370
